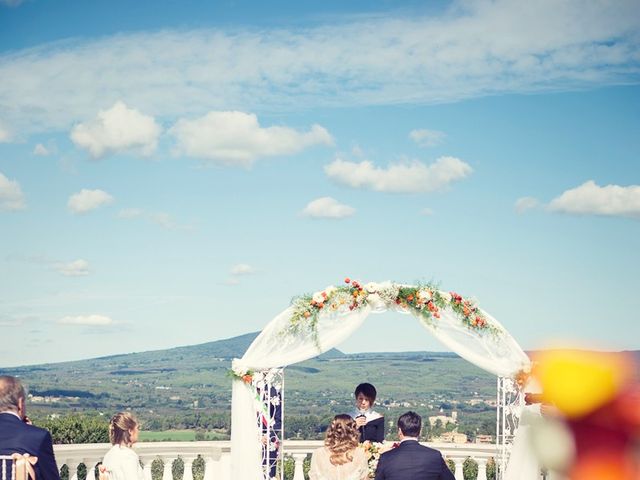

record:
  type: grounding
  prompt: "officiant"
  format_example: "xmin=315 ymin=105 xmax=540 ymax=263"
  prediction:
xmin=352 ymin=382 xmax=385 ymax=442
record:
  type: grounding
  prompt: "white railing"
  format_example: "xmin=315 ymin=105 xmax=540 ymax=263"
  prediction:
xmin=54 ymin=441 xmax=498 ymax=480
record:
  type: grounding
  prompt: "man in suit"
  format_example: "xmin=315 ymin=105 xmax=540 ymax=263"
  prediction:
xmin=375 ymin=411 xmax=455 ymax=480
xmin=0 ymin=375 xmax=61 ymax=480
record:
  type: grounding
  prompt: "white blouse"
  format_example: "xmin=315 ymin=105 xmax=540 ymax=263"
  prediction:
xmin=308 ymin=446 xmax=369 ymax=480
xmin=101 ymin=445 xmax=144 ymax=480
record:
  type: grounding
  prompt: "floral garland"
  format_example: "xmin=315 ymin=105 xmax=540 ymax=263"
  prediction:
xmin=285 ymin=278 xmax=502 ymax=346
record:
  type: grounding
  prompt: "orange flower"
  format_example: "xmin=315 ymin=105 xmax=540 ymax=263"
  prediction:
xmin=407 ymin=295 xmax=414 ymax=302
xmin=242 ymin=374 xmax=252 ymax=384
xmin=303 ymin=311 xmax=311 ymax=318
xmin=463 ymin=306 xmax=470 ymax=316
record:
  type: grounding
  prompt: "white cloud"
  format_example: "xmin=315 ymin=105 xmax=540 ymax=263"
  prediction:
xmin=0 ymin=172 xmax=26 ymax=211
xmin=33 ymin=143 xmax=50 ymax=156
xmin=67 ymin=188 xmax=114 ymax=214
xmin=70 ymin=101 xmax=161 ymax=158
xmin=409 ymin=129 xmax=446 ymax=148
xmin=230 ymin=264 xmax=255 ymax=275
xmin=117 ymin=208 xmax=144 ymax=219
xmin=301 ymin=197 xmax=356 ymax=219
xmin=58 ymin=314 xmax=114 ymax=326
xmin=515 ymin=197 xmax=540 ymax=214
xmin=117 ymin=207 xmax=191 ymax=230
xmin=421 ymin=208 xmax=434 ymax=216
xmin=548 ymin=180 xmax=640 ymax=218
xmin=1 ymin=1 xmax=638 ymax=136
xmin=54 ymin=259 xmax=90 ymax=277
xmin=170 ymin=111 xmax=333 ymax=167
xmin=324 ymin=156 xmax=472 ymax=193
xmin=0 ymin=125 xmax=10 ymax=143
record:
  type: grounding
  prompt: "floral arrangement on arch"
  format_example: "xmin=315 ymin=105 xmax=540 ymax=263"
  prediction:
xmin=286 ymin=278 xmax=502 ymax=345
xmin=361 ymin=441 xmax=398 ymax=478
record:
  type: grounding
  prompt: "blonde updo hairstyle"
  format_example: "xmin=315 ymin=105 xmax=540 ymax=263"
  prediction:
xmin=109 ymin=412 xmax=139 ymax=446
xmin=324 ymin=414 xmax=360 ymax=466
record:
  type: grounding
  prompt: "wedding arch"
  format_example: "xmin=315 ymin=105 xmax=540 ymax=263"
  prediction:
xmin=230 ymin=279 xmax=532 ymax=479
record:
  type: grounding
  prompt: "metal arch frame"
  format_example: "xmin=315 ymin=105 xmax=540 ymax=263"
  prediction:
xmin=255 ymin=368 xmax=285 ymax=480
xmin=496 ymin=376 xmax=524 ymax=480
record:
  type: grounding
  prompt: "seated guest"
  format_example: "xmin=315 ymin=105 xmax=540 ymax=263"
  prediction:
xmin=0 ymin=375 xmax=61 ymax=480
xmin=309 ymin=414 xmax=368 ymax=480
xmin=352 ymin=383 xmax=384 ymax=442
xmin=101 ymin=412 xmax=144 ymax=480
xmin=375 ymin=411 xmax=454 ymax=480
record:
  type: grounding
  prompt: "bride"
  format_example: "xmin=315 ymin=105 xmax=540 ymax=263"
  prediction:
xmin=309 ymin=414 xmax=369 ymax=480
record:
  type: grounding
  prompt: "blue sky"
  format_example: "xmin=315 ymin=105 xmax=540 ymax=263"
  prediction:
xmin=1 ymin=0 xmax=639 ymax=367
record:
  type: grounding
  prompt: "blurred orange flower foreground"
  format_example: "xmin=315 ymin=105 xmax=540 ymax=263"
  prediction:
xmin=533 ymin=350 xmax=640 ymax=480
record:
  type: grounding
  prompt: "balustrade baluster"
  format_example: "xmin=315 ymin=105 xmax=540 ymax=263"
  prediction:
xmin=142 ymin=458 xmax=153 ymax=480
xmin=476 ymin=458 xmax=488 ymax=480
xmin=66 ymin=461 xmax=80 ymax=480
xmin=162 ymin=457 xmax=173 ymax=480
xmin=203 ymin=457 xmax=215 ymax=480
xmin=292 ymin=453 xmax=306 ymax=480
xmin=182 ymin=457 xmax=194 ymax=480
xmin=453 ymin=458 xmax=464 ymax=480
xmin=84 ymin=460 xmax=97 ymax=480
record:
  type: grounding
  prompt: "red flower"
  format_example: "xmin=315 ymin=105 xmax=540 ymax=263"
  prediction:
xmin=345 ymin=277 xmax=351 ymax=283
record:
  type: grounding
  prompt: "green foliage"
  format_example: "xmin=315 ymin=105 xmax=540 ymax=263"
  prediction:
xmin=172 ymin=457 xmax=184 ymax=480
xmin=487 ymin=457 xmax=497 ymax=480
xmin=463 ymin=457 xmax=478 ymax=480
xmin=281 ymin=454 xmax=311 ymax=480
xmin=151 ymin=458 xmax=164 ymax=480
xmin=446 ymin=459 xmax=455 ymax=474
xmin=38 ymin=413 xmax=109 ymax=444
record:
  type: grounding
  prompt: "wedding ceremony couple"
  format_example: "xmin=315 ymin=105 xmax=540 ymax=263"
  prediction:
xmin=308 ymin=383 xmax=454 ymax=480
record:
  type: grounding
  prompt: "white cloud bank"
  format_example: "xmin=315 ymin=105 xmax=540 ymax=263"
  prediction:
xmin=230 ymin=264 xmax=255 ymax=275
xmin=409 ymin=129 xmax=446 ymax=148
xmin=515 ymin=197 xmax=540 ymax=214
xmin=54 ymin=259 xmax=90 ymax=277
xmin=58 ymin=314 xmax=113 ymax=326
xmin=1 ymin=0 xmax=638 ymax=136
xmin=170 ymin=111 xmax=333 ymax=167
xmin=0 ymin=172 xmax=26 ymax=211
xmin=70 ymin=102 xmax=161 ymax=158
xmin=549 ymin=180 xmax=640 ymax=218
xmin=301 ymin=197 xmax=356 ymax=219
xmin=325 ymin=156 xmax=472 ymax=193
xmin=68 ymin=189 xmax=114 ymax=214
xmin=33 ymin=143 xmax=50 ymax=156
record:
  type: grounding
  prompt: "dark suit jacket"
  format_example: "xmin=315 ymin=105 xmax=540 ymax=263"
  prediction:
xmin=0 ymin=412 xmax=61 ymax=480
xmin=374 ymin=440 xmax=455 ymax=480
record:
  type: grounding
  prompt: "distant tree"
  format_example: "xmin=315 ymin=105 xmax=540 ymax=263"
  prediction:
xmin=39 ymin=414 xmax=109 ymax=444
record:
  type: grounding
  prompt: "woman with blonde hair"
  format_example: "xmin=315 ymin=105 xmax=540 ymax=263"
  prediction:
xmin=309 ymin=414 xmax=369 ymax=480
xmin=100 ymin=412 xmax=144 ymax=480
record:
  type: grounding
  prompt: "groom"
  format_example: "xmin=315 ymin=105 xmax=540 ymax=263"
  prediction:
xmin=375 ymin=411 xmax=455 ymax=480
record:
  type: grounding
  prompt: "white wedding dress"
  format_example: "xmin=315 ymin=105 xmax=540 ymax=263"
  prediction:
xmin=308 ymin=447 xmax=369 ymax=480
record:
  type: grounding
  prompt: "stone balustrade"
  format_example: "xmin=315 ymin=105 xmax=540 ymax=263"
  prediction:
xmin=53 ymin=441 xmax=500 ymax=480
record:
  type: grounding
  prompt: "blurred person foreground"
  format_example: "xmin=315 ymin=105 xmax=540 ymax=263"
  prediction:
xmin=527 ymin=349 xmax=640 ymax=480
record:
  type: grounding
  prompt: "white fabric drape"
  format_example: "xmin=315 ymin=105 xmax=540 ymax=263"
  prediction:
xmin=230 ymin=286 xmax=532 ymax=478
xmin=405 ymin=305 xmax=530 ymax=377
xmin=231 ymin=305 xmax=371 ymax=478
